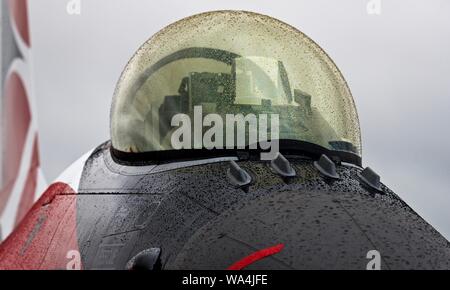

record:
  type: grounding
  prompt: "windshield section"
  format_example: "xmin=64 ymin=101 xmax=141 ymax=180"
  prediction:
xmin=111 ymin=11 xmax=361 ymax=160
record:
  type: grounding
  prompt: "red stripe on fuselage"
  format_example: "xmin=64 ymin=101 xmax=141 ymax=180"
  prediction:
xmin=227 ymin=244 xmax=285 ymax=270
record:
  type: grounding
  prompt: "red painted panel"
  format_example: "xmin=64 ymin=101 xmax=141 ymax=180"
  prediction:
xmin=15 ymin=135 xmax=40 ymax=226
xmin=0 ymin=72 xmax=31 ymax=216
xmin=0 ymin=183 xmax=80 ymax=270
xmin=8 ymin=0 xmax=31 ymax=47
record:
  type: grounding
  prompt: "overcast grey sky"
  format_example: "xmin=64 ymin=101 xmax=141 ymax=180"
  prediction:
xmin=27 ymin=0 xmax=450 ymax=239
